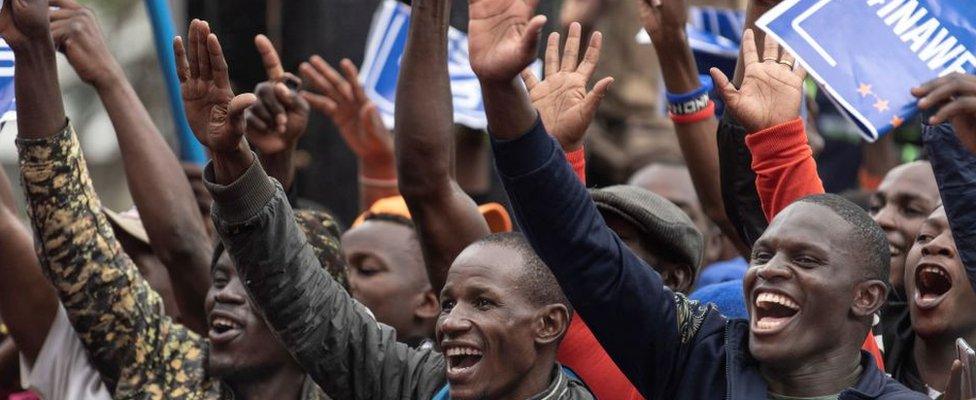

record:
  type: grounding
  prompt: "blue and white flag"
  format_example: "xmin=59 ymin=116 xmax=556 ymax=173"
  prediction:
xmin=758 ymin=0 xmax=976 ymax=142
xmin=0 ymin=39 xmax=15 ymax=124
xmin=361 ymin=0 xmax=538 ymax=130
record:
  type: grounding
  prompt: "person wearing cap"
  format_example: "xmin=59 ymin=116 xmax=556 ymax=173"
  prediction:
xmin=590 ymin=185 xmax=703 ymax=293
xmin=343 ymin=196 xmax=510 ymax=348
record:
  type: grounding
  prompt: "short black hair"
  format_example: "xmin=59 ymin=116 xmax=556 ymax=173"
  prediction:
xmin=796 ymin=194 xmax=890 ymax=283
xmin=477 ymin=232 xmax=572 ymax=315
xmin=364 ymin=213 xmax=416 ymax=230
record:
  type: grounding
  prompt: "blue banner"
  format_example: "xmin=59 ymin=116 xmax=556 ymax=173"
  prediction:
xmin=361 ymin=0 xmax=539 ymax=130
xmin=0 ymin=40 xmax=15 ymax=124
xmin=758 ymin=0 xmax=976 ymax=141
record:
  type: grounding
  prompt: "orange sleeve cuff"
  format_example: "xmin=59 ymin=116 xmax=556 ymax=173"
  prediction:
xmin=744 ymin=118 xmax=808 ymax=157
xmin=564 ymin=146 xmax=587 ymax=185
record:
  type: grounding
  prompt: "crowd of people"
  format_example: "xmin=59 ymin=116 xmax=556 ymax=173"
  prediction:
xmin=0 ymin=0 xmax=972 ymax=398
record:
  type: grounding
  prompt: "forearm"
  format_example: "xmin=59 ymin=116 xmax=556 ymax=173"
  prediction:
xmin=493 ymin=118 xmax=683 ymax=396
xmin=481 ymin=79 xmax=538 ymax=142
xmin=923 ymin=124 xmax=976 ymax=288
xmin=97 ymin=74 xmax=213 ymax=333
xmin=746 ymin=118 xmax=824 ymax=220
xmin=13 ymin=41 xmax=66 ymax=140
xmin=0 ymin=208 xmax=57 ymax=364
xmin=717 ymin=114 xmax=767 ymax=252
xmin=397 ymin=0 xmax=490 ymax=293
xmin=395 ymin=0 xmax=453 ymax=197
xmin=207 ymin=160 xmax=445 ymax=399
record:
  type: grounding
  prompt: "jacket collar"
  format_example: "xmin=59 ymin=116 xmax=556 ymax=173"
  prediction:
xmin=725 ymin=320 xmax=892 ymax=400
xmin=527 ymin=364 xmax=573 ymax=400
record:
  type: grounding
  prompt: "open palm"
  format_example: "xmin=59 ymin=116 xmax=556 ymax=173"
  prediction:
xmin=468 ymin=0 xmax=547 ymax=82
xmin=710 ymin=29 xmax=806 ymax=132
xmin=523 ymin=23 xmax=613 ymax=151
xmin=175 ymin=20 xmax=253 ymax=153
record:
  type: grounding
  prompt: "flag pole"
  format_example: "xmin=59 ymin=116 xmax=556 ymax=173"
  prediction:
xmin=144 ymin=0 xmax=207 ymax=164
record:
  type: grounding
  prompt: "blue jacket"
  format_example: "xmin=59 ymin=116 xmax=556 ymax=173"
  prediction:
xmin=492 ymin=118 xmax=925 ymax=400
xmin=923 ymin=123 xmax=976 ymax=293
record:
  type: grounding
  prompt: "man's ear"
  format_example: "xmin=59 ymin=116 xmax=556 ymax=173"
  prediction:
xmin=414 ymin=289 xmax=441 ymax=320
xmin=852 ymin=279 xmax=888 ymax=318
xmin=661 ymin=264 xmax=695 ymax=294
xmin=534 ymin=304 xmax=570 ymax=346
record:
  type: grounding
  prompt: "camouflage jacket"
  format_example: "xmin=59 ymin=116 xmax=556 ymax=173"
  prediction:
xmin=18 ymin=124 xmax=330 ymax=400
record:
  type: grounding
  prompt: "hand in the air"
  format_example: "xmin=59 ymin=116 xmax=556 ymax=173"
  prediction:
xmin=0 ymin=0 xmax=53 ymax=51
xmin=913 ymin=73 xmax=976 ymax=154
xmin=710 ymin=29 xmax=807 ymax=133
xmin=638 ymin=0 xmax=687 ymax=40
xmin=300 ymin=57 xmax=393 ymax=164
xmin=174 ymin=20 xmax=255 ymax=154
xmin=468 ymin=0 xmax=548 ymax=83
xmin=522 ymin=22 xmax=613 ymax=152
xmin=244 ymin=35 xmax=310 ymax=155
xmin=49 ymin=0 xmax=121 ymax=88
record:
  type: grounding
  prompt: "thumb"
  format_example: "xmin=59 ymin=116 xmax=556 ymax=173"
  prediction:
xmin=583 ymin=77 xmax=614 ymax=119
xmin=229 ymin=93 xmax=258 ymax=126
xmin=710 ymin=67 xmax=738 ymax=105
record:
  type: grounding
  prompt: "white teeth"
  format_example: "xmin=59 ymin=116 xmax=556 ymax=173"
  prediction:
xmin=211 ymin=317 xmax=239 ymax=330
xmin=445 ymin=347 xmax=483 ymax=357
xmin=755 ymin=292 xmax=800 ymax=310
xmin=922 ymin=266 xmax=948 ymax=278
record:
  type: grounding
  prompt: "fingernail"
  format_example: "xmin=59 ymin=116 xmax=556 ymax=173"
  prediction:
xmin=277 ymin=114 xmax=287 ymax=126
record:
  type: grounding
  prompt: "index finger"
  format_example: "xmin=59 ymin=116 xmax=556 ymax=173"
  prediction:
xmin=741 ymin=29 xmax=759 ymax=66
xmin=255 ymin=34 xmax=285 ymax=81
xmin=339 ymin=59 xmax=367 ymax=104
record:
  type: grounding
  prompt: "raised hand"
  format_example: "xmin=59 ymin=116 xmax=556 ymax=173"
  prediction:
xmin=0 ymin=0 xmax=53 ymax=51
xmin=638 ymin=0 xmax=686 ymax=40
xmin=913 ymin=73 xmax=976 ymax=154
xmin=468 ymin=0 xmax=547 ymax=83
xmin=49 ymin=0 xmax=123 ymax=89
xmin=244 ymin=35 xmax=309 ymax=155
xmin=522 ymin=22 xmax=613 ymax=152
xmin=710 ymin=29 xmax=806 ymax=133
xmin=174 ymin=20 xmax=255 ymax=154
xmin=300 ymin=57 xmax=394 ymax=165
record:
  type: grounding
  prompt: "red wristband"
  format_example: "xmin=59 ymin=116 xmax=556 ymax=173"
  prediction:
xmin=669 ymin=101 xmax=716 ymax=124
xmin=564 ymin=146 xmax=587 ymax=185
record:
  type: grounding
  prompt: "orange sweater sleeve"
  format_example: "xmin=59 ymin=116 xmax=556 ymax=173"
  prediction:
xmin=564 ymin=146 xmax=587 ymax=185
xmin=744 ymin=118 xmax=825 ymax=220
xmin=744 ymin=118 xmax=884 ymax=370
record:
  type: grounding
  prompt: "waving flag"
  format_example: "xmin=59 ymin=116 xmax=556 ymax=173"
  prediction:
xmin=360 ymin=0 xmax=539 ymax=130
xmin=758 ymin=0 xmax=976 ymax=141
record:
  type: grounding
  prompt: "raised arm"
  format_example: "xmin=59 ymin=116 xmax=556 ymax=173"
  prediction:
xmin=394 ymin=0 xmax=490 ymax=293
xmin=0 ymin=169 xmax=57 ymax=364
xmin=710 ymin=29 xmax=822 ymax=221
xmin=188 ymin=26 xmax=444 ymax=400
xmin=10 ymin=4 xmax=207 ymax=391
xmin=469 ymin=0 xmax=722 ymax=397
xmin=301 ymin=57 xmax=397 ymax=211
xmin=639 ymin=0 xmax=748 ymax=255
xmin=51 ymin=0 xmax=213 ymax=334
xmin=914 ymin=72 xmax=976 ymax=290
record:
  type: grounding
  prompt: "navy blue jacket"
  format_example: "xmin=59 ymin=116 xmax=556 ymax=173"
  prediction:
xmin=924 ymin=123 xmax=976 ymax=293
xmin=491 ymin=118 xmax=925 ymax=400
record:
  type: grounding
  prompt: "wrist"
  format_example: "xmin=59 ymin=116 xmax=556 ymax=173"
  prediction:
xmin=91 ymin=63 xmax=127 ymax=92
xmin=211 ymin=141 xmax=256 ymax=185
xmin=11 ymin=40 xmax=56 ymax=64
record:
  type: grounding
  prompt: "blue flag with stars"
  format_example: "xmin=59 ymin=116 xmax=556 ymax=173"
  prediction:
xmin=757 ymin=0 xmax=976 ymax=141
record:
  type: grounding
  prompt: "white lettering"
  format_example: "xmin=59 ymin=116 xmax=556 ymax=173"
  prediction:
xmin=900 ymin=17 xmax=939 ymax=52
xmin=866 ymin=0 xmax=887 ymax=6
xmin=921 ymin=29 xmax=966 ymax=70
xmin=884 ymin=0 xmax=928 ymax=36
xmin=941 ymin=51 xmax=976 ymax=76
xmin=877 ymin=0 xmax=905 ymax=18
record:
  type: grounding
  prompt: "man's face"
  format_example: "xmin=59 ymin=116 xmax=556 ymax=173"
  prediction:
xmin=603 ymin=212 xmax=693 ymax=293
xmin=436 ymin=244 xmax=551 ymax=400
xmin=342 ymin=220 xmax=436 ymax=342
xmin=905 ymin=207 xmax=976 ymax=339
xmin=206 ymin=254 xmax=295 ymax=379
xmin=744 ymin=203 xmax=864 ymax=367
xmin=868 ymin=162 xmax=940 ymax=291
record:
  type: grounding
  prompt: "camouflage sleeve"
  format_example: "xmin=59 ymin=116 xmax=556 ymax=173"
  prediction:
xmin=16 ymin=124 xmax=211 ymax=397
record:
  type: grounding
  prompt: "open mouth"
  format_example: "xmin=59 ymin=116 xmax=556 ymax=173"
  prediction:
xmin=444 ymin=346 xmax=484 ymax=381
xmin=914 ymin=263 xmax=953 ymax=310
xmin=209 ymin=316 xmax=243 ymax=345
xmin=752 ymin=291 xmax=800 ymax=335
